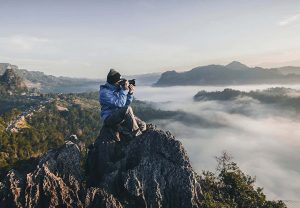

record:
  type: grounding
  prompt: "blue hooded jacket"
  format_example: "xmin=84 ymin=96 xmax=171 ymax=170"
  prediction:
xmin=99 ymin=82 xmax=133 ymax=121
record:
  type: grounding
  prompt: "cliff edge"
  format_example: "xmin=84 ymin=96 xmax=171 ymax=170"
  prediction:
xmin=0 ymin=125 xmax=203 ymax=208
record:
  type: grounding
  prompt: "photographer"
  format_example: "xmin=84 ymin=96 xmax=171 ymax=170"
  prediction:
xmin=99 ymin=69 xmax=146 ymax=137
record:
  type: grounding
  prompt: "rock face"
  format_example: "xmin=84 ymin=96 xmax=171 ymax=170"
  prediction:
xmin=0 ymin=67 xmax=28 ymax=94
xmin=0 ymin=127 xmax=203 ymax=208
xmin=87 ymin=126 xmax=203 ymax=208
xmin=0 ymin=141 xmax=84 ymax=207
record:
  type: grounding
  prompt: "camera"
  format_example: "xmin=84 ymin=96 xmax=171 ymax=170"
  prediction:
xmin=119 ymin=78 xmax=136 ymax=86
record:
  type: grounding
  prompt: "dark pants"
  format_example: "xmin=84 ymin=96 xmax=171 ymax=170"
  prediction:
xmin=104 ymin=106 xmax=146 ymax=134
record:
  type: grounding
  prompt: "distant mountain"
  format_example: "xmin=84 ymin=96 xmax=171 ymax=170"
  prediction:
xmin=125 ymin=72 xmax=161 ymax=86
xmin=0 ymin=63 xmax=161 ymax=93
xmin=155 ymin=61 xmax=300 ymax=86
xmin=0 ymin=63 xmax=103 ymax=93
xmin=225 ymin=61 xmax=250 ymax=70
xmin=0 ymin=63 xmax=18 ymax=72
xmin=275 ymin=66 xmax=300 ymax=75
xmin=0 ymin=67 xmax=28 ymax=95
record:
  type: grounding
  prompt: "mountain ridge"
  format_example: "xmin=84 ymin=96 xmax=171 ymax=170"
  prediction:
xmin=155 ymin=61 xmax=300 ymax=86
xmin=0 ymin=63 xmax=161 ymax=93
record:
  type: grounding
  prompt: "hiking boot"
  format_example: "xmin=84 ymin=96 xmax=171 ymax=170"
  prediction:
xmin=117 ymin=124 xmax=143 ymax=138
xmin=138 ymin=122 xmax=147 ymax=132
xmin=136 ymin=117 xmax=147 ymax=132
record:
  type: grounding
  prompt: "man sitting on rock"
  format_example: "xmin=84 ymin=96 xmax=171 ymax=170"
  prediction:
xmin=99 ymin=69 xmax=146 ymax=137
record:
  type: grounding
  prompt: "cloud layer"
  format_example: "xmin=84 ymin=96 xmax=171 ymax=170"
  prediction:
xmin=136 ymin=86 xmax=300 ymax=201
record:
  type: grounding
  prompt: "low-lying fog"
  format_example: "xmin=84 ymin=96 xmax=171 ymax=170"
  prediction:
xmin=135 ymin=85 xmax=300 ymax=201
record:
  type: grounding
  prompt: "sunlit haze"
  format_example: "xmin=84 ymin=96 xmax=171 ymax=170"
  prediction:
xmin=1 ymin=0 xmax=300 ymax=78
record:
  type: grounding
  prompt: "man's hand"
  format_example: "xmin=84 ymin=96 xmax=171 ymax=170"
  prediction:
xmin=128 ymin=84 xmax=135 ymax=94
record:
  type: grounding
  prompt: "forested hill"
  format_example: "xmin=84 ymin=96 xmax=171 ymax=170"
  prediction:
xmin=0 ymin=91 xmax=176 ymax=179
xmin=155 ymin=61 xmax=300 ymax=86
xmin=194 ymin=87 xmax=300 ymax=112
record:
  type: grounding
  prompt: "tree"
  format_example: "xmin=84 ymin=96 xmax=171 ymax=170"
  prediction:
xmin=200 ymin=151 xmax=286 ymax=208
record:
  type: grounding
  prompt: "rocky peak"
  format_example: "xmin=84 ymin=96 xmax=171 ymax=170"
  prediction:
xmin=0 ymin=126 xmax=203 ymax=207
xmin=0 ymin=67 xmax=27 ymax=93
xmin=226 ymin=61 xmax=250 ymax=70
xmin=0 ymin=63 xmax=18 ymax=74
xmin=0 ymin=140 xmax=84 ymax=207
xmin=1 ymin=67 xmax=24 ymax=86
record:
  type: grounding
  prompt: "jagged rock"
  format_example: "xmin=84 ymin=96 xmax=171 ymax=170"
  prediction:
xmin=25 ymin=141 xmax=84 ymax=208
xmin=123 ymin=130 xmax=202 ymax=207
xmin=0 ymin=67 xmax=27 ymax=94
xmin=0 ymin=141 xmax=84 ymax=208
xmin=85 ymin=187 xmax=123 ymax=208
xmin=86 ymin=126 xmax=123 ymax=187
xmin=88 ymin=126 xmax=203 ymax=208
xmin=1 ymin=126 xmax=203 ymax=208
xmin=0 ymin=170 xmax=24 ymax=207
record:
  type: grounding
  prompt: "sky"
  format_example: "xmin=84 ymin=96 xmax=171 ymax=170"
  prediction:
xmin=1 ymin=0 xmax=300 ymax=78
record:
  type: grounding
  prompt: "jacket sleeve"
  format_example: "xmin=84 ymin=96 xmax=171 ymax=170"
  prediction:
xmin=102 ymin=88 xmax=128 ymax=107
xmin=126 ymin=93 xmax=133 ymax=106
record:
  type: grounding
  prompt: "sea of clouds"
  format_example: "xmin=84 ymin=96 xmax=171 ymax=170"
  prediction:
xmin=135 ymin=85 xmax=300 ymax=201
